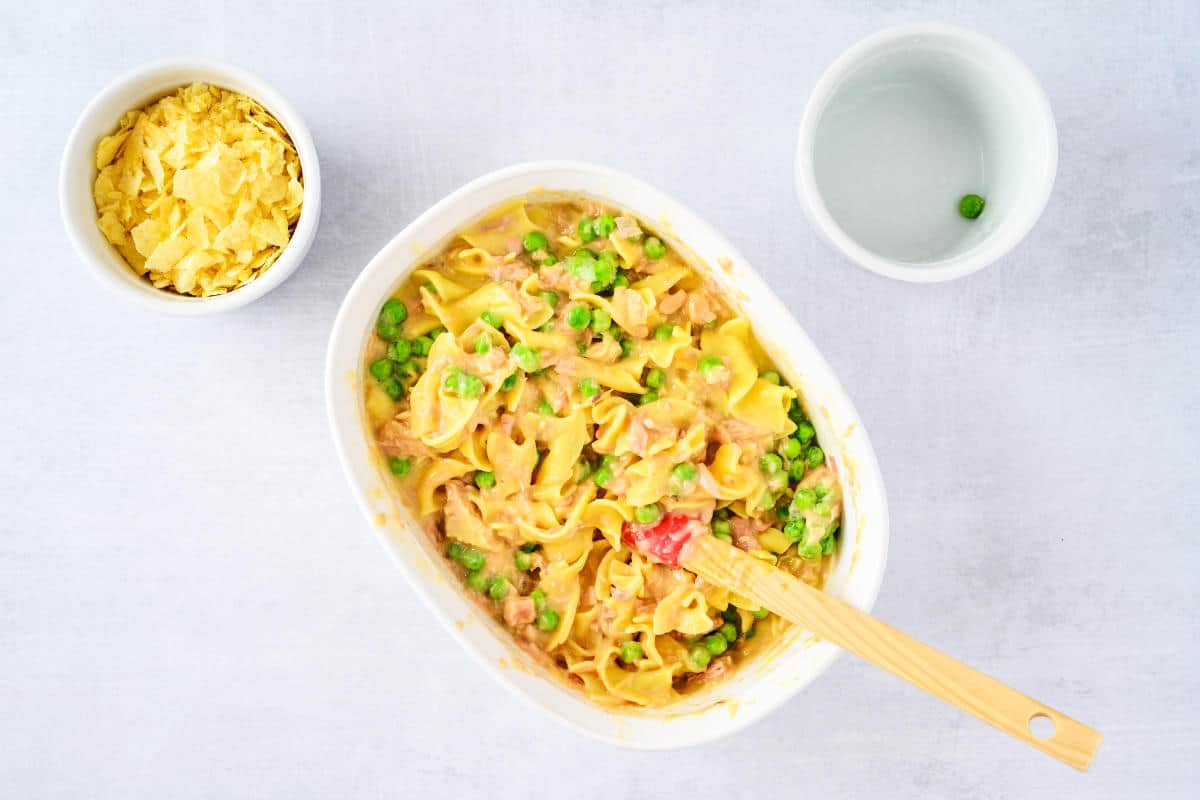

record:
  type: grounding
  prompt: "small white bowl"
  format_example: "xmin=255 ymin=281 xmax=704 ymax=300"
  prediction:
xmin=60 ymin=60 xmax=322 ymax=314
xmin=795 ymin=23 xmax=1057 ymax=283
xmin=325 ymin=161 xmax=890 ymax=748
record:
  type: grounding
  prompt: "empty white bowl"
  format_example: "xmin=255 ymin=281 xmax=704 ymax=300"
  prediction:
xmin=60 ymin=60 xmax=322 ymax=314
xmin=326 ymin=161 xmax=889 ymax=748
xmin=795 ymin=23 xmax=1057 ymax=282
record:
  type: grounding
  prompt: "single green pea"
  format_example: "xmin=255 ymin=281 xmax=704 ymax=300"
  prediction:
xmin=760 ymin=370 xmax=781 ymax=385
xmin=480 ymin=310 xmax=503 ymax=329
xmin=536 ymin=608 xmax=560 ymax=631
xmin=388 ymin=456 xmax=412 ymax=478
xmin=369 ymin=358 xmax=394 ymax=381
xmin=779 ymin=437 xmax=803 ymax=459
xmin=523 ymin=230 xmax=549 ymax=253
xmin=713 ymin=507 xmax=730 ymax=521
xmin=759 ymin=490 xmax=775 ymax=510
xmin=576 ymin=341 xmax=588 ymax=355
xmin=577 ymin=217 xmax=597 ymax=242
xmin=465 ymin=570 xmax=488 ymax=593
xmin=711 ymin=518 xmax=731 ymax=536
xmin=814 ymin=483 xmax=830 ymax=500
xmin=591 ymin=254 xmax=617 ymax=292
xmin=783 ymin=518 xmax=806 ymax=542
xmin=814 ymin=502 xmax=831 ymax=517
xmin=460 ymin=547 xmax=486 ymax=572
xmin=798 ymin=539 xmax=823 ymax=559
xmin=752 ymin=607 xmax=770 ymax=620
xmin=375 ymin=318 xmax=401 ymax=341
xmin=579 ymin=377 xmax=600 ymax=398
xmin=619 ymin=337 xmax=636 ymax=358
xmin=639 ymin=390 xmax=658 ymax=405
xmin=514 ymin=550 xmax=534 ymax=571
xmin=959 ymin=193 xmax=986 ymax=219
xmin=536 ymin=399 xmax=556 ymax=416
xmin=796 ymin=420 xmax=815 ymax=443
xmin=821 ymin=533 xmax=836 ymax=556
xmin=387 ymin=339 xmax=412 ymax=362
xmin=744 ymin=625 xmax=757 ymax=640
xmin=380 ymin=299 xmax=408 ymax=326
xmin=612 ymin=274 xmax=630 ymax=289
xmin=806 ymin=446 xmax=825 ymax=468
xmin=530 ymin=587 xmax=547 ymax=609
xmin=500 ymin=373 xmax=518 ymax=391
xmin=634 ymin=504 xmax=662 ymax=525
xmin=718 ymin=622 xmax=738 ymax=643
xmin=595 ymin=214 xmax=617 ymax=237
xmin=698 ymin=355 xmax=723 ymax=375
xmin=540 ymin=290 xmax=559 ymax=308
xmin=671 ymin=462 xmax=697 ymax=483
xmin=512 ymin=343 xmax=541 ymax=372
xmin=643 ymin=236 xmax=667 ymax=259
xmin=714 ymin=531 xmax=733 ymax=543
xmin=487 ymin=576 xmax=510 ymax=600
xmin=791 ymin=488 xmax=817 ymax=511
xmin=474 ymin=335 xmax=491 ymax=355
xmin=687 ymin=644 xmax=712 ymax=671
xmin=760 ymin=453 xmax=783 ymax=475
xmin=445 ymin=540 xmax=464 ymax=561
xmin=592 ymin=464 xmax=613 ymax=487
xmin=590 ymin=308 xmax=612 ymax=333
xmin=567 ymin=305 xmax=592 ymax=330
xmin=645 ymin=368 xmax=666 ymax=389
xmin=429 ymin=326 xmax=448 ymax=339
xmin=381 ymin=378 xmax=404 ymax=400
xmin=619 ymin=641 xmax=643 ymax=664
xmin=474 ymin=470 xmax=496 ymax=490
xmin=703 ymin=634 xmax=729 ymax=656
xmin=541 ymin=254 xmax=557 ymax=266
xmin=653 ymin=323 xmax=673 ymax=341
xmin=788 ymin=459 xmax=806 ymax=482
xmin=412 ymin=335 xmax=433 ymax=357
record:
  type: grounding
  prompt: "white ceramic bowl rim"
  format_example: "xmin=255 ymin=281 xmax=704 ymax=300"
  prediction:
xmin=794 ymin=22 xmax=1058 ymax=283
xmin=325 ymin=161 xmax=890 ymax=748
xmin=59 ymin=59 xmax=322 ymax=315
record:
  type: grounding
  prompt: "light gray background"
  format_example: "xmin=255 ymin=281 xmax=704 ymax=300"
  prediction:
xmin=2 ymin=1 xmax=1197 ymax=797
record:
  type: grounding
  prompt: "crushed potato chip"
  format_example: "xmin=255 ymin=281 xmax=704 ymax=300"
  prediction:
xmin=93 ymin=83 xmax=304 ymax=297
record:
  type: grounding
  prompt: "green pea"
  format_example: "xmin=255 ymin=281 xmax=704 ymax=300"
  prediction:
xmin=579 ymin=377 xmax=600 ymax=399
xmin=687 ymin=644 xmax=712 ymax=671
xmin=711 ymin=518 xmax=731 ymax=536
xmin=595 ymin=214 xmax=617 ymax=237
xmin=760 ymin=453 xmax=783 ymax=475
xmin=612 ymin=274 xmax=630 ymax=289
xmin=619 ymin=337 xmax=636 ymax=358
xmin=744 ymin=625 xmax=757 ymax=640
xmin=643 ymin=236 xmax=667 ymax=259
xmin=540 ymin=290 xmax=559 ymax=308
xmin=814 ymin=502 xmax=831 ymax=517
xmin=959 ymin=193 xmax=986 ymax=219
xmin=443 ymin=367 xmax=484 ymax=399
xmin=671 ymin=462 xmax=697 ymax=483
xmin=718 ymin=622 xmax=738 ymax=643
xmin=752 ymin=607 xmax=769 ymax=620
xmin=653 ymin=323 xmax=674 ymax=341
xmin=536 ymin=399 xmax=555 ymax=416
xmin=703 ymin=634 xmax=728 ymax=656
xmin=500 ymin=373 xmax=518 ymax=391
xmin=514 ymin=550 xmax=534 ymax=571
xmin=639 ymin=391 xmax=658 ymax=405
xmin=542 ymin=254 xmax=557 ymax=266
xmin=445 ymin=540 xmax=464 ymax=560
xmin=475 ymin=470 xmax=496 ymax=490
xmin=578 ymin=218 xmax=597 ymax=242
xmin=380 ymin=299 xmax=408 ymax=326
xmin=713 ymin=507 xmax=730 ymax=520
xmin=376 ymin=318 xmax=401 ymax=341
xmin=783 ymin=518 xmax=806 ymax=542
xmin=536 ymin=608 xmax=560 ymax=631
xmin=806 ymin=446 xmax=825 ymax=468
xmin=512 ymin=343 xmax=541 ymax=372
xmin=619 ymin=641 xmax=643 ymax=664
xmin=381 ymin=378 xmax=404 ymax=400
xmin=592 ymin=464 xmax=613 ymax=487
xmin=567 ymin=305 xmax=592 ymax=330
xmin=779 ymin=437 xmax=802 ymax=459
xmin=486 ymin=576 xmax=509 ymax=600
xmin=788 ymin=459 xmax=806 ymax=482
xmin=759 ymin=490 xmax=775 ymax=510
xmin=791 ymin=488 xmax=816 ymax=511
xmin=474 ymin=335 xmax=491 ymax=355
xmin=795 ymin=420 xmax=816 ymax=443
xmin=821 ymin=533 xmax=836 ymax=556
xmin=798 ymin=540 xmax=823 ymax=559
xmin=576 ymin=341 xmax=588 ymax=355
xmin=634 ymin=504 xmax=662 ymax=525
xmin=412 ymin=336 xmax=433 ymax=357
xmin=523 ymin=230 xmax=549 ymax=253
xmin=387 ymin=339 xmax=412 ymax=362
xmin=460 ymin=547 xmax=486 ymax=572
xmin=429 ymin=326 xmax=448 ymax=339
xmin=369 ymin=358 xmax=394 ymax=380
xmin=645 ymin=368 xmax=666 ymax=389
xmin=714 ymin=531 xmax=733 ymax=543
xmin=480 ymin=310 xmax=503 ymax=328
xmin=590 ymin=308 xmax=612 ymax=333
xmin=388 ymin=456 xmax=412 ymax=477
xmin=591 ymin=254 xmax=617 ymax=292
xmin=465 ymin=570 xmax=488 ymax=593
xmin=530 ymin=588 xmax=547 ymax=609
xmin=760 ymin=370 xmax=781 ymax=385
xmin=698 ymin=355 xmax=723 ymax=375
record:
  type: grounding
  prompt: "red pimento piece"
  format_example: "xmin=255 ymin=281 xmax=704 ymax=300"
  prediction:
xmin=621 ymin=512 xmax=704 ymax=567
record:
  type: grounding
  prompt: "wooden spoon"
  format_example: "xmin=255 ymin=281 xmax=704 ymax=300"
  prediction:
xmin=623 ymin=516 xmax=1103 ymax=770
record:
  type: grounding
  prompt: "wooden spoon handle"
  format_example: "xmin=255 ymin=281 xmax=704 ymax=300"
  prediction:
xmin=684 ymin=535 xmax=1103 ymax=770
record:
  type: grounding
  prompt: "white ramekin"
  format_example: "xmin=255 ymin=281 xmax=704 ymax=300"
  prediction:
xmin=60 ymin=60 xmax=322 ymax=314
xmin=325 ymin=162 xmax=889 ymax=748
xmin=795 ymin=23 xmax=1058 ymax=283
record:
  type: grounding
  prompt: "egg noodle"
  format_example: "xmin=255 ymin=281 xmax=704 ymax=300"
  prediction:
xmin=362 ymin=196 xmax=842 ymax=707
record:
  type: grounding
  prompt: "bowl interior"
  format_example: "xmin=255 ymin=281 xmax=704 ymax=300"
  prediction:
xmin=61 ymin=62 xmax=320 ymax=313
xmin=799 ymin=25 xmax=1056 ymax=281
xmin=326 ymin=162 xmax=889 ymax=748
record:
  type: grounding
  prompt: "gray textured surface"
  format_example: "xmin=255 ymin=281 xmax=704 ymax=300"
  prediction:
xmin=2 ymin=1 xmax=1198 ymax=797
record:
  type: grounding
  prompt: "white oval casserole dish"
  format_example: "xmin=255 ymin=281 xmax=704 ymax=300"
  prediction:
xmin=325 ymin=161 xmax=889 ymax=748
